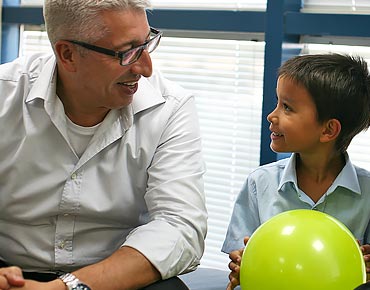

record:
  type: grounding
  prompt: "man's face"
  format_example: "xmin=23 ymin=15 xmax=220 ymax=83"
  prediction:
xmin=71 ymin=9 xmax=153 ymax=111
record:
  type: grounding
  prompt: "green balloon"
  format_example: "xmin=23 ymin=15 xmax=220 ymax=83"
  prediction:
xmin=240 ymin=209 xmax=366 ymax=290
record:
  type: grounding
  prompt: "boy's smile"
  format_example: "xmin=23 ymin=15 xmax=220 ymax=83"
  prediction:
xmin=267 ymin=76 xmax=325 ymax=154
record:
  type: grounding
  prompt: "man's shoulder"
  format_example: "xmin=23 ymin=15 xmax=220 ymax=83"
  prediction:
xmin=0 ymin=53 xmax=55 ymax=82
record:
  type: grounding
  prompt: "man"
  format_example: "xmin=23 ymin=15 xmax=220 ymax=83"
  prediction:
xmin=0 ymin=0 xmax=207 ymax=289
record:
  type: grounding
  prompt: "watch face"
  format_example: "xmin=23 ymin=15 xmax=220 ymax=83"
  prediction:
xmin=75 ymin=284 xmax=91 ymax=290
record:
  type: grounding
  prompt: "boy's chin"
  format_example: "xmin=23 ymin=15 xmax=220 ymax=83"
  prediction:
xmin=270 ymin=146 xmax=289 ymax=154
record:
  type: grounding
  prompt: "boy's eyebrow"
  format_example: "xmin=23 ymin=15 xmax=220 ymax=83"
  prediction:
xmin=277 ymin=93 xmax=295 ymax=105
xmin=282 ymin=95 xmax=295 ymax=103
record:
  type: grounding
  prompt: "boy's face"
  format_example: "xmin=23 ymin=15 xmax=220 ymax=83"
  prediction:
xmin=267 ymin=76 xmax=325 ymax=154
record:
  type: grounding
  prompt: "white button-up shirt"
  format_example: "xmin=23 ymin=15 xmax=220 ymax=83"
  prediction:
xmin=0 ymin=53 xmax=207 ymax=279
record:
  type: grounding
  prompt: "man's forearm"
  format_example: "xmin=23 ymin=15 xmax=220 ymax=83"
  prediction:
xmin=72 ymin=246 xmax=161 ymax=290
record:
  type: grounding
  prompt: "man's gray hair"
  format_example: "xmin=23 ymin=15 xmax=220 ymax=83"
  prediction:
xmin=43 ymin=0 xmax=152 ymax=46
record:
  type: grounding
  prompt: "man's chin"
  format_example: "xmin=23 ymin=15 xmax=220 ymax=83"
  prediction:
xmin=109 ymin=94 xmax=134 ymax=109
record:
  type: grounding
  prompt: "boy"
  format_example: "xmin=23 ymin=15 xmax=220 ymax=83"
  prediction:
xmin=222 ymin=53 xmax=370 ymax=289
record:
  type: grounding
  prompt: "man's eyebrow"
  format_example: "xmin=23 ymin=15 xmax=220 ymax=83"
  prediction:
xmin=145 ymin=28 xmax=151 ymax=39
xmin=113 ymin=28 xmax=152 ymax=50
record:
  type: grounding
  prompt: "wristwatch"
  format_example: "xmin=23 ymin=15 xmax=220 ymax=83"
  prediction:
xmin=59 ymin=273 xmax=91 ymax=290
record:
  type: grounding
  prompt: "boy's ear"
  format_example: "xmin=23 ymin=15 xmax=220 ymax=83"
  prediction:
xmin=54 ymin=40 xmax=78 ymax=72
xmin=320 ymin=118 xmax=341 ymax=143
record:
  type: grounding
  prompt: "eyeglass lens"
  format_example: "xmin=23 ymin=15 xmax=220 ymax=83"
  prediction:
xmin=120 ymin=31 xmax=161 ymax=66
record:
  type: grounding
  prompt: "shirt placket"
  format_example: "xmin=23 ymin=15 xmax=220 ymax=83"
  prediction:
xmin=55 ymin=170 xmax=83 ymax=267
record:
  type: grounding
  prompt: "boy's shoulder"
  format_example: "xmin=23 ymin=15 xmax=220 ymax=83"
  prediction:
xmin=353 ymin=163 xmax=370 ymax=179
xmin=248 ymin=157 xmax=290 ymax=179
xmin=345 ymin=153 xmax=370 ymax=178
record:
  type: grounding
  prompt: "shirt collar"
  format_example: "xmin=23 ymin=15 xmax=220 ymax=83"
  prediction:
xmin=331 ymin=153 xmax=361 ymax=194
xmin=278 ymin=153 xmax=298 ymax=192
xmin=132 ymin=73 xmax=165 ymax=114
xmin=25 ymin=54 xmax=57 ymax=104
xmin=278 ymin=152 xmax=361 ymax=195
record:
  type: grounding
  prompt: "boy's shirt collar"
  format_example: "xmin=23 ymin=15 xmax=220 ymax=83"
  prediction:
xmin=278 ymin=152 xmax=361 ymax=196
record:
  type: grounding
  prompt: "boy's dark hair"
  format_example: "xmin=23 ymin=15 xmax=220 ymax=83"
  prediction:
xmin=278 ymin=53 xmax=370 ymax=153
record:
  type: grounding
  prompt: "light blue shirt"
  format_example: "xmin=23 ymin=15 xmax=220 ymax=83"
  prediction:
xmin=222 ymin=153 xmax=370 ymax=253
xmin=0 ymin=53 xmax=207 ymax=278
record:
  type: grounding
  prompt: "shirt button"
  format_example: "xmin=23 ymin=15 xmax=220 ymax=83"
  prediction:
xmin=71 ymin=173 xmax=77 ymax=179
xmin=58 ymin=241 xmax=65 ymax=249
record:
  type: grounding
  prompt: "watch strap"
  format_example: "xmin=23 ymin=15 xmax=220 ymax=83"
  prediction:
xmin=59 ymin=273 xmax=91 ymax=290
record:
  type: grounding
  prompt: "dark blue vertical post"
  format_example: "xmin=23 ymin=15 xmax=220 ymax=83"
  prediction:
xmin=1 ymin=0 xmax=21 ymax=64
xmin=259 ymin=0 xmax=284 ymax=165
xmin=259 ymin=0 xmax=301 ymax=165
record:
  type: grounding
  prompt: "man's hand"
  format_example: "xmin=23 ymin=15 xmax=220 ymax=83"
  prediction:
xmin=0 ymin=266 xmax=25 ymax=290
xmin=226 ymin=237 xmax=249 ymax=290
xmin=361 ymin=244 xmax=370 ymax=282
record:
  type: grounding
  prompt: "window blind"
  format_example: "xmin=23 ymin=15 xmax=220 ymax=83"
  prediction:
xmin=150 ymin=0 xmax=266 ymax=10
xmin=19 ymin=27 xmax=51 ymax=55
xmin=302 ymin=0 xmax=370 ymax=13
xmin=152 ymin=36 xmax=264 ymax=269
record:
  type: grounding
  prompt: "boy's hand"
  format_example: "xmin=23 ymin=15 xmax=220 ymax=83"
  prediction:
xmin=360 ymin=244 xmax=370 ymax=281
xmin=226 ymin=237 xmax=249 ymax=290
xmin=0 ymin=266 xmax=25 ymax=290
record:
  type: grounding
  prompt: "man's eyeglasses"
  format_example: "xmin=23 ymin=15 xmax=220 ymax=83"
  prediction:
xmin=65 ymin=27 xmax=162 ymax=66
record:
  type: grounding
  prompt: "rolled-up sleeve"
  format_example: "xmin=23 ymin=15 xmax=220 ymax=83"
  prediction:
xmin=123 ymin=94 xmax=207 ymax=278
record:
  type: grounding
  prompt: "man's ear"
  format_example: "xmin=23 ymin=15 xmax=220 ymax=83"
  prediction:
xmin=320 ymin=118 xmax=341 ymax=143
xmin=54 ymin=40 xmax=78 ymax=72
